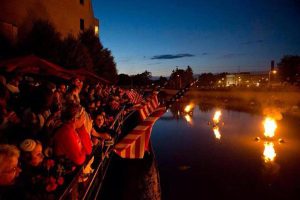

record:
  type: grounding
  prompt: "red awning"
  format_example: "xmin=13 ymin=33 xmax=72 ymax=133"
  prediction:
xmin=0 ymin=55 xmax=110 ymax=83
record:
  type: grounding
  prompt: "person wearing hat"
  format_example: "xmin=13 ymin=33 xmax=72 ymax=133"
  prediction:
xmin=20 ymin=139 xmax=44 ymax=167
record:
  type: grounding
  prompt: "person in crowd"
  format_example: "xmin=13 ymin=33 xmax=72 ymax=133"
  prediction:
xmin=53 ymin=83 xmax=66 ymax=109
xmin=70 ymin=77 xmax=83 ymax=92
xmin=65 ymin=86 xmax=81 ymax=105
xmin=104 ymin=97 xmax=121 ymax=117
xmin=6 ymin=74 xmax=21 ymax=95
xmin=53 ymin=104 xmax=92 ymax=165
xmin=92 ymin=113 xmax=112 ymax=138
xmin=20 ymin=139 xmax=44 ymax=167
xmin=0 ymin=144 xmax=21 ymax=186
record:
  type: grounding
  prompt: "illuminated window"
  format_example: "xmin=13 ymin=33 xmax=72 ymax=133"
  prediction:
xmin=80 ymin=19 xmax=84 ymax=31
xmin=94 ymin=26 xmax=99 ymax=36
xmin=80 ymin=0 xmax=84 ymax=5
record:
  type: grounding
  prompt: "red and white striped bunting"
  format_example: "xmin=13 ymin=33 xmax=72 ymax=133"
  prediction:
xmin=114 ymin=93 xmax=166 ymax=159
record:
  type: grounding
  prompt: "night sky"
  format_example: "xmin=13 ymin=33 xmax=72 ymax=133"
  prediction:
xmin=93 ymin=0 xmax=300 ymax=76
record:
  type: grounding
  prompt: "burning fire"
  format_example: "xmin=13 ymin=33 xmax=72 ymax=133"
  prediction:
xmin=263 ymin=117 xmax=277 ymax=138
xmin=263 ymin=142 xmax=276 ymax=162
xmin=213 ymin=126 xmax=221 ymax=140
xmin=184 ymin=104 xmax=194 ymax=113
xmin=213 ymin=110 xmax=222 ymax=124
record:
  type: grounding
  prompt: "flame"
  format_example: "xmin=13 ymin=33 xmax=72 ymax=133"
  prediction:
xmin=213 ymin=126 xmax=221 ymax=140
xmin=213 ymin=110 xmax=222 ymax=124
xmin=263 ymin=117 xmax=277 ymax=138
xmin=263 ymin=142 xmax=276 ymax=162
xmin=184 ymin=114 xmax=193 ymax=125
xmin=184 ymin=104 xmax=194 ymax=113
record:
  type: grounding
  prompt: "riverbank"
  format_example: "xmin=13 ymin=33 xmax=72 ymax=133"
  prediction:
xmin=159 ymin=88 xmax=300 ymax=118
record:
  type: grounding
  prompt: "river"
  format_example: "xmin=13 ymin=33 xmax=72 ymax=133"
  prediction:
xmin=152 ymin=99 xmax=300 ymax=200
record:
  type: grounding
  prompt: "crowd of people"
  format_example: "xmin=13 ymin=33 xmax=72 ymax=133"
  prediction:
xmin=0 ymin=73 xmax=143 ymax=199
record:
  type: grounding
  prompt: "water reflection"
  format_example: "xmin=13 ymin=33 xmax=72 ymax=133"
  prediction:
xmin=198 ymin=103 xmax=214 ymax=112
xmin=168 ymin=101 xmax=195 ymax=125
xmin=184 ymin=114 xmax=193 ymax=125
xmin=153 ymin=99 xmax=300 ymax=199
xmin=263 ymin=142 xmax=276 ymax=162
xmin=212 ymin=126 xmax=221 ymax=140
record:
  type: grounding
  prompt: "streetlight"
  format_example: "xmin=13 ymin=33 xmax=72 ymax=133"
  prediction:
xmin=177 ymin=74 xmax=182 ymax=89
xmin=268 ymin=70 xmax=277 ymax=87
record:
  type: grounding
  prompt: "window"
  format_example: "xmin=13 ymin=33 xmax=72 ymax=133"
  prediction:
xmin=80 ymin=0 xmax=84 ymax=5
xmin=80 ymin=19 xmax=84 ymax=31
xmin=94 ymin=26 xmax=99 ymax=36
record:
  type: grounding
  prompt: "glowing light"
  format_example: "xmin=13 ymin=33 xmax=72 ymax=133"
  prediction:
xmin=213 ymin=110 xmax=222 ymax=124
xmin=184 ymin=114 xmax=193 ymax=125
xmin=184 ymin=105 xmax=192 ymax=112
xmin=213 ymin=126 xmax=221 ymax=140
xmin=263 ymin=117 xmax=277 ymax=138
xmin=263 ymin=142 xmax=276 ymax=162
xmin=94 ymin=26 xmax=99 ymax=35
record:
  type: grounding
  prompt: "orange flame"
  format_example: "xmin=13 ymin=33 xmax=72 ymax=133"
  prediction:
xmin=184 ymin=104 xmax=194 ymax=113
xmin=213 ymin=126 xmax=221 ymax=140
xmin=263 ymin=142 xmax=276 ymax=162
xmin=213 ymin=110 xmax=222 ymax=124
xmin=263 ymin=117 xmax=277 ymax=138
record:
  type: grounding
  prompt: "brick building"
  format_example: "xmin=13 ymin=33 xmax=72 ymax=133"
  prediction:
xmin=0 ymin=0 xmax=99 ymax=41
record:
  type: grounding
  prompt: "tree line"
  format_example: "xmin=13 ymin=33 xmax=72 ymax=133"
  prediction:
xmin=0 ymin=20 xmax=118 ymax=82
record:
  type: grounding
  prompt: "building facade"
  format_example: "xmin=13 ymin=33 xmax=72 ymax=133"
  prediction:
xmin=225 ymin=71 xmax=280 ymax=87
xmin=0 ymin=0 xmax=99 ymax=41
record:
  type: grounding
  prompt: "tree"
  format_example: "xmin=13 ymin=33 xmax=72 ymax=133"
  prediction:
xmin=157 ymin=76 xmax=168 ymax=86
xmin=18 ymin=20 xmax=61 ymax=63
xmin=198 ymin=73 xmax=216 ymax=87
xmin=79 ymin=29 xmax=117 ymax=83
xmin=59 ymin=35 xmax=93 ymax=70
xmin=117 ymin=73 xmax=131 ymax=86
xmin=132 ymin=70 xmax=152 ymax=86
xmin=168 ymin=66 xmax=194 ymax=89
xmin=278 ymin=55 xmax=300 ymax=83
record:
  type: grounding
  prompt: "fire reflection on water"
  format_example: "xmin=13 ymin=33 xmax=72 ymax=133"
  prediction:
xmin=263 ymin=142 xmax=276 ymax=162
xmin=184 ymin=114 xmax=193 ymax=125
xmin=213 ymin=126 xmax=221 ymax=140
xmin=213 ymin=110 xmax=222 ymax=124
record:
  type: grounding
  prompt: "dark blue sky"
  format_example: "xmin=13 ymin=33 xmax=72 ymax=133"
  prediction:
xmin=93 ymin=0 xmax=300 ymax=76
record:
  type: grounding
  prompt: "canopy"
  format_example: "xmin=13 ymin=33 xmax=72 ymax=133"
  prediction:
xmin=0 ymin=55 xmax=110 ymax=83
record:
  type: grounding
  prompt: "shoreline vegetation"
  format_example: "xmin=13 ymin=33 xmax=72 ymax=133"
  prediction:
xmin=158 ymin=88 xmax=300 ymax=118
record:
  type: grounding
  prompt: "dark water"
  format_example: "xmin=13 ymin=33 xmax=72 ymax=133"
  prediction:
xmin=152 ymin=100 xmax=300 ymax=200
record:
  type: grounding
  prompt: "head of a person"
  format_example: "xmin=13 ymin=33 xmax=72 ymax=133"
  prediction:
xmin=20 ymin=139 xmax=44 ymax=167
xmin=62 ymin=103 xmax=85 ymax=128
xmin=70 ymin=86 xmax=80 ymax=95
xmin=95 ymin=100 xmax=101 ymax=108
xmin=70 ymin=77 xmax=83 ymax=91
xmin=94 ymin=113 xmax=105 ymax=128
xmin=88 ymin=101 xmax=96 ymax=113
xmin=58 ymin=83 xmax=67 ymax=94
xmin=88 ymin=87 xmax=95 ymax=96
xmin=0 ymin=144 xmax=21 ymax=186
xmin=8 ymin=74 xmax=21 ymax=87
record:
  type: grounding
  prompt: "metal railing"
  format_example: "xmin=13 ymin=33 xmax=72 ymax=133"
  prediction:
xmin=58 ymin=106 xmax=131 ymax=200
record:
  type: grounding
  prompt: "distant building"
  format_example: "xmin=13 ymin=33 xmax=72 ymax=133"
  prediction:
xmin=0 ymin=0 xmax=99 ymax=41
xmin=225 ymin=71 xmax=278 ymax=87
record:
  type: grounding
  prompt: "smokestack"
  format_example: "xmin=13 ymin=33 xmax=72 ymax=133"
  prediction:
xmin=271 ymin=60 xmax=275 ymax=71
